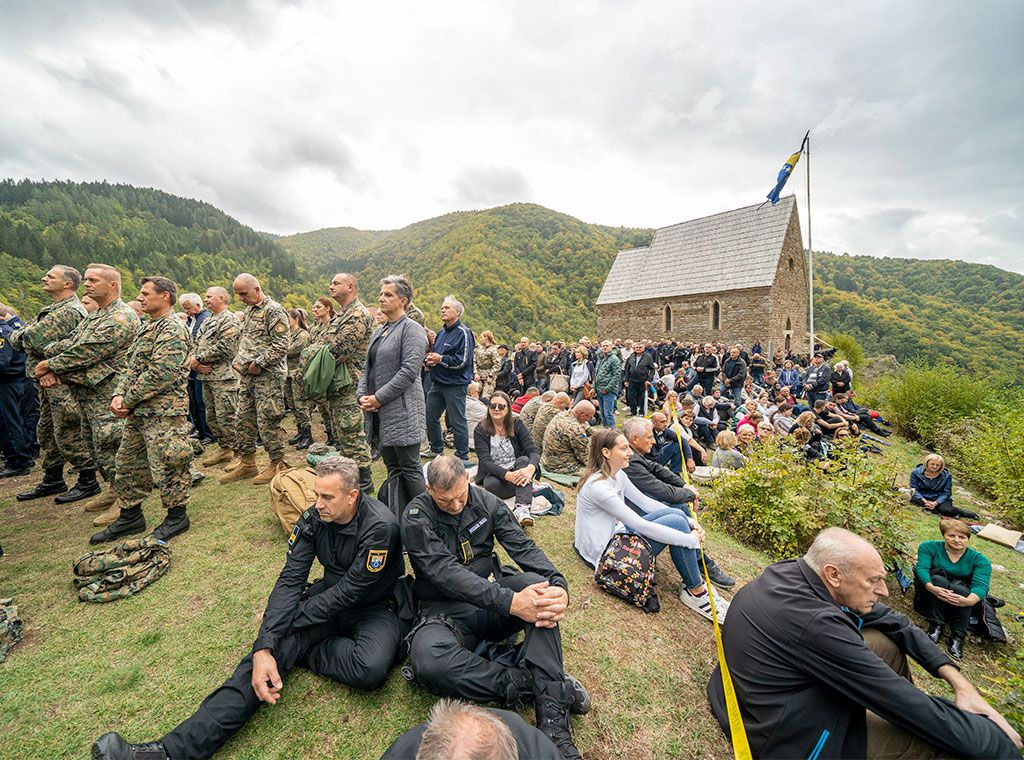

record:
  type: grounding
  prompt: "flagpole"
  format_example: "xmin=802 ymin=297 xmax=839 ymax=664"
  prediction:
xmin=805 ymin=132 xmax=814 ymax=353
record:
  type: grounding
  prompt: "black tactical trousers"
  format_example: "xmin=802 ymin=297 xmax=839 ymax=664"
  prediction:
xmin=160 ymin=605 xmax=403 ymax=759
xmin=408 ymin=572 xmax=565 ymax=704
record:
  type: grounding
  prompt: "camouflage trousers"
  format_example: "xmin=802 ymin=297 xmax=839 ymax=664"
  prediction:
xmin=303 ymin=390 xmax=334 ymax=439
xmin=285 ymin=374 xmax=311 ymax=430
xmin=327 ymin=385 xmax=370 ymax=467
xmin=71 ymin=377 xmax=123 ymax=482
xmin=36 ymin=380 xmax=93 ymax=472
xmin=201 ymin=380 xmax=238 ymax=452
xmin=114 ymin=415 xmax=192 ymax=512
xmin=479 ymin=371 xmax=497 ymax=400
xmin=236 ymin=371 xmax=286 ymax=460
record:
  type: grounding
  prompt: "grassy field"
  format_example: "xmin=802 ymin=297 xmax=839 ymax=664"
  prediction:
xmin=1 ymin=422 xmax=1021 ymax=759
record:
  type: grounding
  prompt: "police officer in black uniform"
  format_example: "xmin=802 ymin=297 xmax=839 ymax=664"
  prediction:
xmin=401 ymin=455 xmax=589 ymax=760
xmin=0 ymin=305 xmax=39 ymax=477
xmin=92 ymin=456 xmax=406 ymax=760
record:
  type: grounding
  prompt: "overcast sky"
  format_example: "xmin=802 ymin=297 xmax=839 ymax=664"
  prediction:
xmin=2 ymin=0 xmax=1021 ymax=273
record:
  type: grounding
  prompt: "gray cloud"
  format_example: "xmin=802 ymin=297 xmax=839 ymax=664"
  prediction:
xmin=451 ymin=166 xmax=533 ymax=209
xmin=39 ymin=57 xmax=155 ymax=119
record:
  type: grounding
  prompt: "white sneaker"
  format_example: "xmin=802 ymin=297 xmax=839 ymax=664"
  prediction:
xmin=513 ymin=504 xmax=534 ymax=527
xmin=679 ymin=585 xmax=729 ymax=625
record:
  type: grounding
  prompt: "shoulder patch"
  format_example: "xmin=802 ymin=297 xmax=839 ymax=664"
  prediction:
xmin=113 ymin=312 xmax=128 ymax=324
xmin=366 ymin=549 xmax=388 ymax=572
xmin=288 ymin=522 xmax=301 ymax=547
xmin=273 ymin=322 xmax=287 ymax=333
xmin=407 ymin=507 xmax=419 ymax=516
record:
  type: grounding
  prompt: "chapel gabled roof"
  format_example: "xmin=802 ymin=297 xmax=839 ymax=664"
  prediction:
xmin=596 ymin=195 xmax=800 ymax=305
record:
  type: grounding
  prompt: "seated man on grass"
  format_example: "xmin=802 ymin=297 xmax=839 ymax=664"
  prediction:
xmin=708 ymin=527 xmax=1020 ymax=759
xmin=540 ymin=401 xmax=594 ymax=478
xmin=92 ymin=457 xmax=406 ymax=760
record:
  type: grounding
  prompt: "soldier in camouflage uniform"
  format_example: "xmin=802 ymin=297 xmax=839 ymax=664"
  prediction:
xmin=285 ymin=308 xmax=312 ymax=448
xmin=474 ymin=330 xmax=501 ymax=399
xmin=221 ymin=274 xmax=290 ymax=485
xmin=35 ymin=264 xmax=139 ymax=520
xmin=533 ymin=392 xmax=572 ymax=456
xmin=405 ymin=301 xmax=425 ymax=327
xmin=326 ymin=273 xmax=374 ymax=493
xmin=9 ymin=265 xmax=93 ymax=503
xmin=91 ymin=277 xmax=194 ymax=544
xmin=517 ymin=390 xmax=549 ymax=432
xmin=193 ymin=287 xmax=240 ymax=467
xmin=299 ymin=299 xmax=336 ymax=448
xmin=540 ymin=402 xmax=595 ymax=476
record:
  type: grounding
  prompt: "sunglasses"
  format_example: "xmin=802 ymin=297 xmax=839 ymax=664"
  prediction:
xmin=489 ymin=403 xmax=508 ymax=411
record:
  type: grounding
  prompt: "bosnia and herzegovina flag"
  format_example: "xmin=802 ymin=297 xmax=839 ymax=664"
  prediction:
xmin=766 ymin=131 xmax=809 ymax=205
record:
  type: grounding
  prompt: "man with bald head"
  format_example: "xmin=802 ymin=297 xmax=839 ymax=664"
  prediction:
xmin=194 ymin=287 xmax=241 ymax=468
xmin=221 ymin=274 xmax=290 ymax=484
xmin=708 ymin=528 xmax=1021 ymax=759
xmin=540 ymin=400 xmax=593 ymax=477
xmin=34 ymin=264 xmax=139 ymax=518
xmin=324 ymin=272 xmax=375 ymax=494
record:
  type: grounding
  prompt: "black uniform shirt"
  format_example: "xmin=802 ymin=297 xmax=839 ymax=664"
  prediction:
xmin=252 ymin=493 xmax=403 ymax=654
xmin=401 ymin=484 xmax=567 ymax=615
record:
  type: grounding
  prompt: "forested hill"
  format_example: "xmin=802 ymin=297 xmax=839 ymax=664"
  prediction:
xmin=0 ymin=179 xmax=297 ymax=315
xmin=1 ymin=180 xmax=1019 ymax=379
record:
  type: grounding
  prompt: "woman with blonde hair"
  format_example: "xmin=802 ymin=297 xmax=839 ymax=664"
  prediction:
xmin=909 ymin=454 xmax=977 ymax=519
xmin=711 ymin=430 xmax=746 ymax=470
xmin=574 ymin=428 xmax=727 ymax=623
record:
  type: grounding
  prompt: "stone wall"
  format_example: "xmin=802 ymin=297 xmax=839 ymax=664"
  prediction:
xmin=767 ymin=209 xmax=810 ymax=355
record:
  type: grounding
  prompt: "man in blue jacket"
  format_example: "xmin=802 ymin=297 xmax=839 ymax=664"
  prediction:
xmin=424 ymin=296 xmax=475 ymax=465
xmin=0 ymin=305 xmax=40 ymax=478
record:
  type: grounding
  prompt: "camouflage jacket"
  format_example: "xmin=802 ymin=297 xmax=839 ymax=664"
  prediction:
xmin=45 ymin=299 xmax=139 ymax=389
xmin=406 ymin=302 xmax=425 ymax=327
xmin=194 ymin=308 xmax=241 ymax=385
xmin=287 ymin=328 xmax=310 ymax=376
xmin=532 ymin=402 xmax=562 ymax=451
xmin=9 ymin=294 xmax=87 ymax=378
xmin=115 ymin=310 xmax=192 ymax=416
xmin=234 ymin=296 xmax=289 ymax=375
xmin=474 ymin=344 xmax=500 ymax=377
xmin=324 ymin=298 xmax=372 ymax=380
xmin=541 ymin=410 xmax=590 ymax=470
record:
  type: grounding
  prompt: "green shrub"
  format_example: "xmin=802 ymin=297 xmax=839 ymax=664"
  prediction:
xmin=705 ymin=442 xmax=912 ymax=567
xmin=983 ymin=646 xmax=1024 ymax=736
xmin=823 ymin=332 xmax=865 ymax=371
xmin=871 ymin=361 xmax=984 ymax=449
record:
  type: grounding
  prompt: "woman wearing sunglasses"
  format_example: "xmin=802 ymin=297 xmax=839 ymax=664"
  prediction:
xmin=473 ymin=390 xmax=541 ymax=527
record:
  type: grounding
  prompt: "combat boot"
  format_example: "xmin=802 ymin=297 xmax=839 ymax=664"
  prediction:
xmin=254 ymin=458 xmax=290 ymax=485
xmin=535 ymin=680 xmax=582 ymax=760
xmin=294 ymin=428 xmax=314 ymax=449
xmin=150 ymin=511 xmax=190 ymax=542
xmin=89 ymin=509 xmax=146 ymax=545
xmin=93 ymin=500 xmax=123 ymax=527
xmin=222 ymin=454 xmax=243 ymax=472
xmin=17 ymin=463 xmax=67 ymax=501
xmin=92 ymin=732 xmax=167 ymax=759
xmin=288 ymin=429 xmax=304 ymax=445
xmin=201 ymin=447 xmax=234 ymax=467
xmin=358 ymin=466 xmax=374 ymax=495
xmin=83 ymin=485 xmax=118 ymax=513
xmin=219 ymin=454 xmax=259 ymax=483
xmin=54 ymin=468 xmax=101 ymax=504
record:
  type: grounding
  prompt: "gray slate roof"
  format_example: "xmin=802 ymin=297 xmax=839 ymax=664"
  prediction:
xmin=597 ymin=195 xmax=799 ymax=305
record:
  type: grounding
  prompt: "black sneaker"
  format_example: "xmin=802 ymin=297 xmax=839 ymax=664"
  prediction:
xmin=92 ymin=732 xmax=167 ymax=760
xmin=947 ymin=636 xmax=965 ymax=661
xmin=89 ymin=512 xmax=147 ymax=545
xmin=0 ymin=464 xmax=33 ymax=478
xmin=705 ymin=560 xmax=736 ymax=589
xmin=150 ymin=514 xmax=190 ymax=542
xmin=927 ymin=624 xmax=943 ymax=645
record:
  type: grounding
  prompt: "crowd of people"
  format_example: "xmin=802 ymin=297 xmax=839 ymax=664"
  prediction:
xmin=1 ymin=264 xmax=1018 ymax=759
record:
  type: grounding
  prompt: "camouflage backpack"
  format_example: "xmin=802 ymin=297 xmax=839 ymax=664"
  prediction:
xmin=72 ymin=538 xmax=172 ymax=603
xmin=0 ymin=598 xmax=24 ymax=663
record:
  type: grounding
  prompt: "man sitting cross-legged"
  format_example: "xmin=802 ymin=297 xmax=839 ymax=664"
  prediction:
xmin=92 ymin=456 xmax=406 ymax=760
xmin=402 ymin=456 xmax=590 ymax=760
xmin=622 ymin=417 xmax=735 ymax=591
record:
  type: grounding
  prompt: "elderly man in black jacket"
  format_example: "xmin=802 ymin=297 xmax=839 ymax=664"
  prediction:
xmin=624 ymin=341 xmax=656 ymax=415
xmin=707 ymin=527 xmax=1021 ymax=760
xmin=621 ymin=417 xmax=735 ymax=589
xmin=721 ymin=346 xmax=747 ymax=406
xmin=803 ymin=351 xmax=833 ymax=407
xmin=402 ymin=456 xmax=590 ymax=760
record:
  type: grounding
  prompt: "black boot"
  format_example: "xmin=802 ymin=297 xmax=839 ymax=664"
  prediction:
xmin=704 ymin=556 xmax=736 ymax=589
xmin=92 ymin=732 xmax=167 ymax=759
xmin=947 ymin=635 xmax=965 ymax=661
xmin=90 ymin=509 xmax=147 ymax=545
xmin=288 ymin=429 xmax=304 ymax=445
xmin=55 ymin=468 xmax=101 ymax=504
xmin=294 ymin=428 xmax=314 ymax=449
xmin=17 ymin=463 xmax=67 ymax=501
xmin=0 ymin=462 xmax=33 ymax=478
xmin=535 ymin=681 xmax=582 ymax=760
xmin=359 ymin=466 xmax=374 ymax=495
xmin=150 ymin=511 xmax=190 ymax=542
xmin=565 ymin=674 xmax=591 ymax=715
xmin=927 ymin=623 xmax=943 ymax=645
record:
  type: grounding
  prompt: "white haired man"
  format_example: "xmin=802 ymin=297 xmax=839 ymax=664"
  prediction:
xmin=424 ymin=296 xmax=475 ymax=465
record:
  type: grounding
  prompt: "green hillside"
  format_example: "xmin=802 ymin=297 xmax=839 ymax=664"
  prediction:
xmin=1 ymin=179 xmax=1020 ymax=379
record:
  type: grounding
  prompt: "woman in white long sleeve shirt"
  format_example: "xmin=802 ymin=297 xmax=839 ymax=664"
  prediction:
xmin=574 ymin=428 xmax=729 ymax=622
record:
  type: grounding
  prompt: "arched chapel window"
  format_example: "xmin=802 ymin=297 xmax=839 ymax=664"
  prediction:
xmin=664 ymin=304 xmax=672 ymax=332
xmin=711 ymin=301 xmax=721 ymax=331
xmin=788 ymin=257 xmax=795 ymax=271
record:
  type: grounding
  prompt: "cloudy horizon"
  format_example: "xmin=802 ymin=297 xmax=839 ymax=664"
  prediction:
xmin=1 ymin=0 xmax=1021 ymax=272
